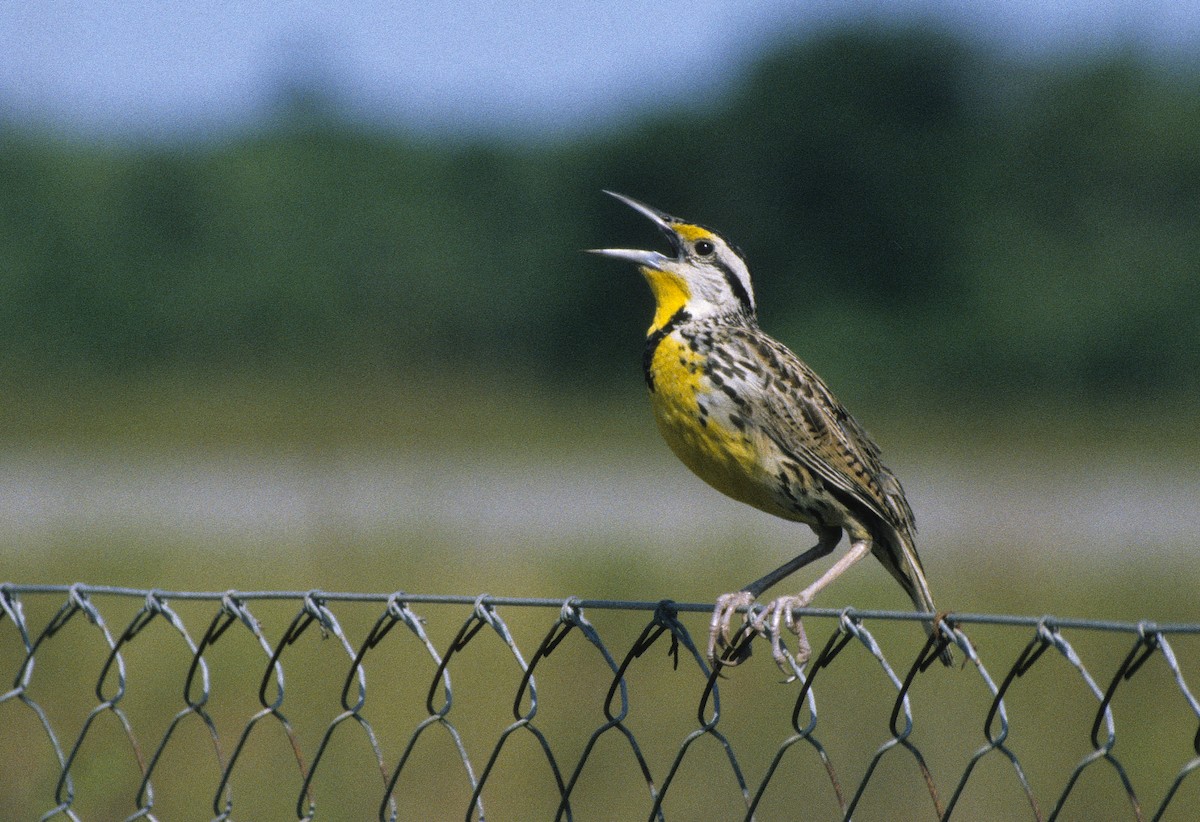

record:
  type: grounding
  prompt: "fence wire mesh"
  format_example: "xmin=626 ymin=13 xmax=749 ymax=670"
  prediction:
xmin=2 ymin=583 xmax=1199 ymax=821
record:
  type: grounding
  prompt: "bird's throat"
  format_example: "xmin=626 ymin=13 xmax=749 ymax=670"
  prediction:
xmin=641 ymin=267 xmax=691 ymax=333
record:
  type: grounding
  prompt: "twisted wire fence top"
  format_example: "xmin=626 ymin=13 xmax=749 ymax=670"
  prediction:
xmin=2 ymin=583 xmax=1199 ymax=822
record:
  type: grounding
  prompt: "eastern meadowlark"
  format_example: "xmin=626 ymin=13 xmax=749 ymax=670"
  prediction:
xmin=591 ymin=191 xmax=952 ymax=670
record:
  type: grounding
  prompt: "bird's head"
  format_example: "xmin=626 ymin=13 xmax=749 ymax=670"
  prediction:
xmin=589 ymin=191 xmax=756 ymax=332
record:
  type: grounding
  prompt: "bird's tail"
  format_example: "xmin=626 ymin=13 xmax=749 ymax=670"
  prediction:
xmin=874 ymin=528 xmax=954 ymax=667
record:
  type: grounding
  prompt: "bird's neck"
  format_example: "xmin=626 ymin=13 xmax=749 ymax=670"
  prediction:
xmin=642 ymin=307 xmax=691 ymax=392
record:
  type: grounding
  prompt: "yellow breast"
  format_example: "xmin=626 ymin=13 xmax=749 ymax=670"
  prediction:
xmin=647 ymin=334 xmax=785 ymax=516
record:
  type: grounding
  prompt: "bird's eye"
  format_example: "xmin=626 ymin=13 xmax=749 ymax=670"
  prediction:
xmin=694 ymin=240 xmax=715 ymax=256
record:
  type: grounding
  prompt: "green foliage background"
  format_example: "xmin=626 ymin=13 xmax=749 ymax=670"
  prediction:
xmin=3 ymin=26 xmax=1198 ymax=402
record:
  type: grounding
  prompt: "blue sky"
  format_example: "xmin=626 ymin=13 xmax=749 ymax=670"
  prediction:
xmin=3 ymin=0 xmax=1199 ymax=141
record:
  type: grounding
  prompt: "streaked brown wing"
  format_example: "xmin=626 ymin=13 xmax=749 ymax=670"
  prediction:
xmin=730 ymin=328 xmax=916 ymax=537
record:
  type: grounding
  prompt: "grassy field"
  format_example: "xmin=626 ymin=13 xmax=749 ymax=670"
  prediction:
xmin=4 ymin=537 xmax=1199 ymax=820
xmin=2 ymin=373 xmax=1198 ymax=820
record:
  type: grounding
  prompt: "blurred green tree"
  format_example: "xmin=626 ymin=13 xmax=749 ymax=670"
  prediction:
xmin=1 ymin=25 xmax=1197 ymax=402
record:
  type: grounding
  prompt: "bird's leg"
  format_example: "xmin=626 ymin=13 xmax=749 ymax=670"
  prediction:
xmin=707 ymin=527 xmax=841 ymax=667
xmin=761 ymin=538 xmax=873 ymax=672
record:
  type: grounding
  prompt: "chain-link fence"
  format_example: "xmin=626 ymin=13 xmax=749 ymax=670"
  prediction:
xmin=2 ymin=584 xmax=1198 ymax=821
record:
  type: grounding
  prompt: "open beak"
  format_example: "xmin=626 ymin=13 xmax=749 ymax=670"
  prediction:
xmin=587 ymin=190 xmax=681 ymax=269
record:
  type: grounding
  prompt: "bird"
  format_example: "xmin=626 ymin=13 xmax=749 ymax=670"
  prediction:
xmin=590 ymin=191 xmax=952 ymax=671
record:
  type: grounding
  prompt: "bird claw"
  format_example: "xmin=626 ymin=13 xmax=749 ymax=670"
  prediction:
xmin=708 ymin=592 xmax=815 ymax=679
xmin=759 ymin=595 xmax=813 ymax=676
xmin=707 ymin=591 xmax=756 ymax=669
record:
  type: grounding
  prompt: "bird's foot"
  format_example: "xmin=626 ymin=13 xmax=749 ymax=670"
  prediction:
xmin=707 ymin=590 xmax=757 ymax=669
xmin=757 ymin=595 xmax=813 ymax=678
